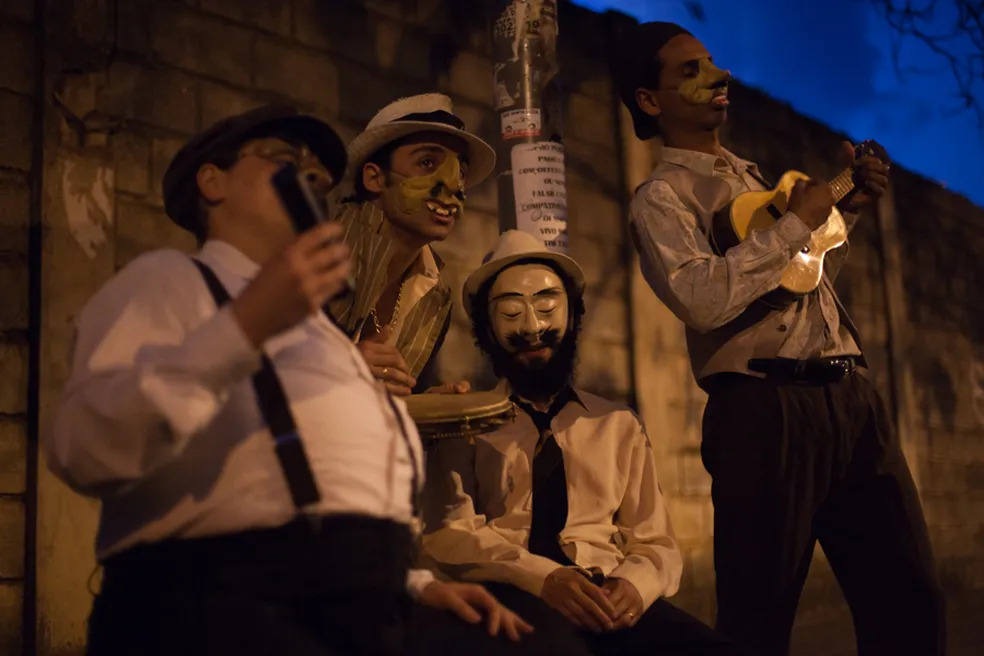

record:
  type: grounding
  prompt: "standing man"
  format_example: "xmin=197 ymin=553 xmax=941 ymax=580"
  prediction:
xmin=613 ymin=22 xmax=944 ymax=656
xmin=329 ymin=93 xmax=496 ymax=395
xmin=422 ymin=230 xmax=738 ymax=655
xmin=46 ymin=105 xmax=531 ymax=655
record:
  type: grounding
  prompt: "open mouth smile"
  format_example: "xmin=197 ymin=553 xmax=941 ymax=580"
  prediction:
xmin=425 ymin=200 xmax=460 ymax=219
xmin=711 ymin=86 xmax=729 ymax=108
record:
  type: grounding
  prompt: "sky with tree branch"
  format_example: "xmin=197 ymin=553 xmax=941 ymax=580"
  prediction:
xmin=577 ymin=0 xmax=984 ymax=207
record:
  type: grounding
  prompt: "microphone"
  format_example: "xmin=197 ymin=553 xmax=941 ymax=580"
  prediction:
xmin=271 ymin=164 xmax=355 ymax=299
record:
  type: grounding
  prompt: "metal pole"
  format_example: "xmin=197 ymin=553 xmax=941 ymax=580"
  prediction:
xmin=491 ymin=0 xmax=569 ymax=253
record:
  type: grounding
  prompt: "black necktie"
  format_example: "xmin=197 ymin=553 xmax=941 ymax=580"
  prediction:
xmin=512 ymin=388 xmax=574 ymax=566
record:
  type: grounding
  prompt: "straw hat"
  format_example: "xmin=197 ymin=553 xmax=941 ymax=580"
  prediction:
xmin=346 ymin=93 xmax=495 ymax=189
xmin=462 ymin=230 xmax=585 ymax=317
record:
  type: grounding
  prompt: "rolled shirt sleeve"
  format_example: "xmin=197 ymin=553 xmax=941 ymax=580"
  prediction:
xmin=630 ymin=179 xmax=811 ymax=333
xmin=45 ymin=251 xmax=261 ymax=497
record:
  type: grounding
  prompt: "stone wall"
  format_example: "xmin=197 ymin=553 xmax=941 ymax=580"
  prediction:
xmin=891 ymin=167 xmax=984 ymax=650
xmin=2 ymin=0 xmax=981 ymax=653
xmin=0 ymin=1 xmax=37 ymax=655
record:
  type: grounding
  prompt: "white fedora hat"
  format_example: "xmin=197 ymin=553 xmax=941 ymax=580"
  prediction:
xmin=462 ymin=230 xmax=585 ymax=318
xmin=346 ymin=93 xmax=496 ymax=189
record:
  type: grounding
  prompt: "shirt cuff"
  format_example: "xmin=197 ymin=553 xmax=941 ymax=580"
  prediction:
xmin=406 ymin=568 xmax=436 ymax=598
xmin=609 ymin=559 xmax=666 ymax=611
xmin=775 ymin=212 xmax=812 ymax=255
xmin=503 ymin=556 xmax=564 ymax=598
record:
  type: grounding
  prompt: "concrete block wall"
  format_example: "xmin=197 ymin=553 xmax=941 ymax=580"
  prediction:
xmin=891 ymin=169 xmax=984 ymax=651
xmin=0 ymin=2 xmax=35 ymax=654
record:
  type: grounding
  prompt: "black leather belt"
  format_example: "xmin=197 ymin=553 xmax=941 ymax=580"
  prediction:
xmin=747 ymin=356 xmax=858 ymax=384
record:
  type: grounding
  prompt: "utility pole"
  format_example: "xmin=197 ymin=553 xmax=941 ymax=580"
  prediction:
xmin=491 ymin=0 xmax=568 ymax=253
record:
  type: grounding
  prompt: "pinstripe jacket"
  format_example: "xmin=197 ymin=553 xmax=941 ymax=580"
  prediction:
xmin=327 ymin=201 xmax=453 ymax=388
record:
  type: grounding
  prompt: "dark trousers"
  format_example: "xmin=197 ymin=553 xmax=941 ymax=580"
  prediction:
xmin=86 ymin=515 xmax=537 ymax=656
xmin=483 ymin=582 xmax=740 ymax=656
xmin=701 ymin=372 xmax=945 ymax=656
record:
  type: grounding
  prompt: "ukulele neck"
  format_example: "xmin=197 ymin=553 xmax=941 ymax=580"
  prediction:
xmin=828 ymin=167 xmax=855 ymax=203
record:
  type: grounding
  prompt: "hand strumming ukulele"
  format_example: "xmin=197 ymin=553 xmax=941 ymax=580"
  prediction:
xmin=710 ymin=140 xmax=889 ymax=307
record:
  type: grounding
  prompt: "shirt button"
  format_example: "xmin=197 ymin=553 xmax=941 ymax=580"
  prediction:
xmin=778 ymin=324 xmax=788 ymax=332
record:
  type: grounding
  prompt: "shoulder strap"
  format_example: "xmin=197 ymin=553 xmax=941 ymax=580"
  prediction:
xmin=190 ymin=258 xmax=321 ymax=510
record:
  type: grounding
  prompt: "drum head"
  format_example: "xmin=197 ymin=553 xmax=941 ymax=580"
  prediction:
xmin=404 ymin=390 xmax=513 ymax=424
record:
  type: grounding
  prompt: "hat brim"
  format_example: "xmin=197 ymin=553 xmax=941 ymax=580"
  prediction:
xmin=346 ymin=121 xmax=496 ymax=189
xmin=462 ymin=251 xmax=586 ymax=318
xmin=263 ymin=115 xmax=348 ymax=184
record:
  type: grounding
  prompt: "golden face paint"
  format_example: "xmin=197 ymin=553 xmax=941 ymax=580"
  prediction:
xmin=397 ymin=153 xmax=465 ymax=215
xmin=678 ymin=58 xmax=732 ymax=105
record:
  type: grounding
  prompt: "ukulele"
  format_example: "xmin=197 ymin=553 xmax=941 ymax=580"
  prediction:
xmin=709 ymin=140 xmax=889 ymax=305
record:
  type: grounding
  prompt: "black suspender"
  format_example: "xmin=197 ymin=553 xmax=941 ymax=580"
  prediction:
xmin=191 ymin=259 xmax=321 ymax=510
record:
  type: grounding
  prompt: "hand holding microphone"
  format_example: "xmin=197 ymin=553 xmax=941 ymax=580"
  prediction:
xmin=271 ymin=163 xmax=356 ymax=297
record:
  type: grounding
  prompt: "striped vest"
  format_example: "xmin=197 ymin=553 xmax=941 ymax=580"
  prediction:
xmin=327 ymin=202 xmax=453 ymax=379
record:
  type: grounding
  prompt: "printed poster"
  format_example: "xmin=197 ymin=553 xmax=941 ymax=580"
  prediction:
xmin=510 ymin=141 xmax=568 ymax=253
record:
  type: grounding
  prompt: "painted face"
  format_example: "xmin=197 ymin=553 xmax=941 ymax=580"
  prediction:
xmin=396 ymin=153 xmax=465 ymax=217
xmin=638 ymin=34 xmax=732 ymax=134
xmin=489 ymin=263 xmax=568 ymax=365
xmin=371 ymin=133 xmax=469 ymax=244
xmin=677 ymin=57 xmax=731 ymax=106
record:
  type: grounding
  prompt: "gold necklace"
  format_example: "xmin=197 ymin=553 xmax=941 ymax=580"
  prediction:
xmin=370 ymin=278 xmax=406 ymax=334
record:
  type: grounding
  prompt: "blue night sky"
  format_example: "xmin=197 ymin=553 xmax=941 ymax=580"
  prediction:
xmin=575 ymin=0 xmax=984 ymax=207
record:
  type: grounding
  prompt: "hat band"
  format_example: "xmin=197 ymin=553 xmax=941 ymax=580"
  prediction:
xmin=393 ymin=110 xmax=464 ymax=130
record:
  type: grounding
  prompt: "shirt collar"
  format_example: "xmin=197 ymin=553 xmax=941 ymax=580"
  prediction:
xmin=413 ymin=243 xmax=441 ymax=280
xmin=658 ymin=145 xmax=758 ymax=179
xmin=340 ymin=200 xmax=444 ymax=279
xmin=199 ymin=240 xmax=260 ymax=280
xmin=495 ymin=379 xmax=593 ymax=413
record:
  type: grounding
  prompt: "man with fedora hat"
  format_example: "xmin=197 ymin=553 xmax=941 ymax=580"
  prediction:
xmin=47 ymin=105 xmax=535 ymax=655
xmin=422 ymin=230 xmax=738 ymax=655
xmin=612 ymin=21 xmax=942 ymax=656
xmin=327 ymin=92 xmax=496 ymax=396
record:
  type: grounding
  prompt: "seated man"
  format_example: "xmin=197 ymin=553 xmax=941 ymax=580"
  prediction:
xmin=423 ymin=230 xmax=739 ymax=655
xmin=46 ymin=106 xmax=532 ymax=656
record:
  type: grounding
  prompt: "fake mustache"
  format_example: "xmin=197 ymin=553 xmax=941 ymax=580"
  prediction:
xmin=430 ymin=182 xmax=465 ymax=203
xmin=507 ymin=329 xmax=562 ymax=351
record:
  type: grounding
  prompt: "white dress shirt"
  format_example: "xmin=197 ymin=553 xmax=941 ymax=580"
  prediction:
xmin=422 ymin=384 xmax=682 ymax=611
xmin=630 ymin=146 xmax=862 ymax=380
xmin=384 ymin=245 xmax=440 ymax=347
xmin=46 ymin=240 xmax=434 ymax=594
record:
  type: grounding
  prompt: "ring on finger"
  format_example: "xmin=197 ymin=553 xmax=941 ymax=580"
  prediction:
xmin=381 ymin=367 xmax=389 ymax=377
xmin=625 ymin=612 xmax=636 ymax=619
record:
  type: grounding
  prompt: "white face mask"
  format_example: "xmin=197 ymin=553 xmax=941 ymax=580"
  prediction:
xmin=488 ymin=263 xmax=568 ymax=359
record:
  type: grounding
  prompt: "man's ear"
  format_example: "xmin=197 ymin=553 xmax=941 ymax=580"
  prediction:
xmin=362 ymin=162 xmax=387 ymax=194
xmin=196 ymin=163 xmax=227 ymax=204
xmin=635 ymin=88 xmax=661 ymax=118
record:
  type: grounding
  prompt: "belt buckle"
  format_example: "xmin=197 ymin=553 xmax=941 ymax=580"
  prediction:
xmin=825 ymin=358 xmax=853 ymax=382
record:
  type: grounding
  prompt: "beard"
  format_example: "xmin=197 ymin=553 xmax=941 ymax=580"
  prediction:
xmin=486 ymin=328 xmax=579 ymax=402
